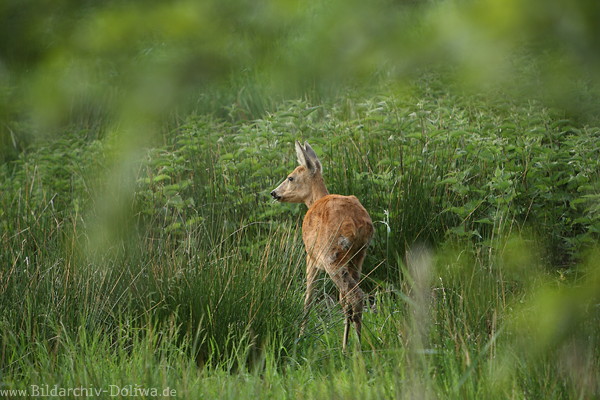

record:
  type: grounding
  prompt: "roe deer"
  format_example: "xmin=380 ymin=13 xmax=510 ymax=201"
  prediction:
xmin=270 ymin=141 xmax=373 ymax=351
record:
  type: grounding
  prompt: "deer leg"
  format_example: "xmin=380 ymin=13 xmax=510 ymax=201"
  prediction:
xmin=349 ymin=288 xmax=363 ymax=351
xmin=353 ymin=307 xmax=362 ymax=348
xmin=300 ymin=260 xmax=318 ymax=336
xmin=327 ymin=264 xmax=364 ymax=351
xmin=348 ymin=252 xmax=366 ymax=348
xmin=341 ymin=291 xmax=353 ymax=352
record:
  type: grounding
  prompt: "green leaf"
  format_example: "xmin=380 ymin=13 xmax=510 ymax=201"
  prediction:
xmin=153 ymin=174 xmax=171 ymax=183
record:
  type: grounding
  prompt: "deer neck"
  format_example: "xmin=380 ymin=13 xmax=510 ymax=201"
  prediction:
xmin=305 ymin=174 xmax=329 ymax=208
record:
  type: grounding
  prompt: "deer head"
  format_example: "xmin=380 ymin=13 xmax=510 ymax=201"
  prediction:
xmin=270 ymin=141 xmax=328 ymax=207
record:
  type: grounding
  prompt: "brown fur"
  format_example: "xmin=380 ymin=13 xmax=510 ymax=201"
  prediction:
xmin=271 ymin=141 xmax=374 ymax=351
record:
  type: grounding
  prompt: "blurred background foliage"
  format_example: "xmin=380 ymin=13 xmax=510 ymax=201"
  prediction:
xmin=1 ymin=1 xmax=600 ymax=395
xmin=1 ymin=0 xmax=600 ymax=162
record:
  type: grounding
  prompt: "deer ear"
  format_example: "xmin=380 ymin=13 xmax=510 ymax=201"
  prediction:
xmin=303 ymin=142 xmax=322 ymax=174
xmin=295 ymin=141 xmax=308 ymax=167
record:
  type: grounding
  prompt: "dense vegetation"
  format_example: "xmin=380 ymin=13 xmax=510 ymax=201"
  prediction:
xmin=1 ymin=79 xmax=600 ymax=398
xmin=2 ymin=0 xmax=600 ymax=398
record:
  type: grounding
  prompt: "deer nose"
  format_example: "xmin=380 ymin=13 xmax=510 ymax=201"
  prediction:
xmin=270 ymin=191 xmax=280 ymax=200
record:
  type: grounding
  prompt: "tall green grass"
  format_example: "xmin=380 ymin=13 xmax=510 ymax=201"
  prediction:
xmin=1 ymin=83 xmax=599 ymax=398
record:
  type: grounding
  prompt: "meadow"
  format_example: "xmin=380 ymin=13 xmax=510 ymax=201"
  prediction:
xmin=1 ymin=76 xmax=599 ymax=399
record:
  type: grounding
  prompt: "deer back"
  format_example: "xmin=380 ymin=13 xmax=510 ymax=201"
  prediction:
xmin=302 ymin=194 xmax=373 ymax=268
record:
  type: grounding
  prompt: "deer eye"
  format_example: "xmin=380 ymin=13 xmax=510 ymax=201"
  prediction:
xmin=288 ymin=176 xmax=294 ymax=182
